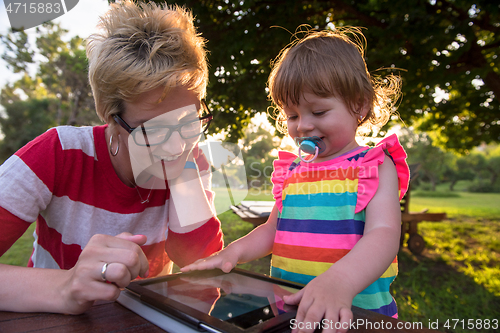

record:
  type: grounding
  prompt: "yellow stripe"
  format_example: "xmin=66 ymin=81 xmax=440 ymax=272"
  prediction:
xmin=283 ymin=179 xmax=358 ymax=199
xmin=272 ymin=256 xmax=397 ymax=279
xmin=272 ymin=255 xmax=333 ymax=276
xmin=381 ymin=262 xmax=398 ymax=278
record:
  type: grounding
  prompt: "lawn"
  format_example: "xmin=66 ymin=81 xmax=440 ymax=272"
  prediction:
xmin=1 ymin=185 xmax=499 ymax=332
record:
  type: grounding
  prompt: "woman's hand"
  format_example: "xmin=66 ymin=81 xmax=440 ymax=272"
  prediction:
xmin=60 ymin=232 xmax=149 ymax=314
xmin=284 ymin=272 xmax=354 ymax=333
xmin=180 ymin=247 xmax=239 ymax=273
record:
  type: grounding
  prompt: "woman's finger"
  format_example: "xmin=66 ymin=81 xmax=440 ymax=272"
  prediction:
xmin=85 ymin=234 xmax=149 ymax=280
xmin=98 ymin=262 xmax=132 ymax=288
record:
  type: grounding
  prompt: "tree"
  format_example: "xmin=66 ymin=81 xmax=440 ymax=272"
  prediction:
xmin=135 ymin=0 xmax=498 ymax=149
xmin=399 ymin=128 xmax=449 ymax=191
xmin=0 ymin=22 xmax=99 ymax=127
xmin=473 ymin=143 xmax=500 ymax=185
xmin=240 ymin=125 xmax=280 ymax=187
xmin=0 ymin=98 xmax=58 ymax=161
xmin=0 ymin=22 xmax=100 ymax=160
xmin=442 ymin=155 xmax=475 ymax=191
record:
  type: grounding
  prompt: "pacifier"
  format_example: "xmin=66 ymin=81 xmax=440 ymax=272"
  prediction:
xmin=295 ymin=136 xmax=326 ymax=163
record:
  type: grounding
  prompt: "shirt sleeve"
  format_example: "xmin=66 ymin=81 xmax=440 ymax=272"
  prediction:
xmin=271 ymin=151 xmax=298 ymax=213
xmin=0 ymin=206 xmax=32 ymax=257
xmin=165 ymin=217 xmax=224 ymax=267
xmin=0 ymin=129 xmax=59 ymax=256
xmin=355 ymin=134 xmax=410 ymax=213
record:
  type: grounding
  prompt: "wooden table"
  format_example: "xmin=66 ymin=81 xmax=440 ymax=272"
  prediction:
xmin=0 ymin=300 xmax=440 ymax=332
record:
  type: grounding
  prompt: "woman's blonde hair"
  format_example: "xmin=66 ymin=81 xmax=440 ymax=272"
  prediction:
xmin=86 ymin=1 xmax=208 ymax=126
xmin=268 ymin=26 xmax=401 ymax=136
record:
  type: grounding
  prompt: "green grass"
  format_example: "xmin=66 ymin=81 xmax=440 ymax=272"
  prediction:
xmin=409 ymin=191 xmax=500 ymax=219
xmin=395 ymin=219 xmax=500 ymax=333
xmin=2 ymin=186 xmax=500 ymax=332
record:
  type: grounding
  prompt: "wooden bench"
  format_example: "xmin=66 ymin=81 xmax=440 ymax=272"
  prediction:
xmin=230 ymin=201 xmax=273 ymax=227
xmin=400 ymin=164 xmax=446 ymax=254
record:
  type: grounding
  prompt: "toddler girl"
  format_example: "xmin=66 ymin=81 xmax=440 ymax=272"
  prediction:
xmin=182 ymin=27 xmax=409 ymax=333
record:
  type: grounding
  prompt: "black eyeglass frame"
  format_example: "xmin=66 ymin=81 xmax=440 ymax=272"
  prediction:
xmin=113 ymin=100 xmax=212 ymax=147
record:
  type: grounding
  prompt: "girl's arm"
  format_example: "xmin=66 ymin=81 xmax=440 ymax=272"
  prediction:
xmin=285 ymin=155 xmax=402 ymax=333
xmin=181 ymin=204 xmax=279 ymax=273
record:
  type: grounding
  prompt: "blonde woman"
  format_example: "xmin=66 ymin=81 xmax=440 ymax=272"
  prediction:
xmin=0 ymin=1 xmax=222 ymax=314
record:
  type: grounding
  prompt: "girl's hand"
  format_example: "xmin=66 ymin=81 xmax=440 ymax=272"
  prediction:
xmin=284 ymin=273 xmax=354 ymax=333
xmin=60 ymin=232 xmax=149 ymax=314
xmin=180 ymin=248 xmax=239 ymax=273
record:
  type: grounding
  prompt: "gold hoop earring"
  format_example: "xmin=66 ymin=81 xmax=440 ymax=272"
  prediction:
xmin=109 ymin=134 xmax=119 ymax=156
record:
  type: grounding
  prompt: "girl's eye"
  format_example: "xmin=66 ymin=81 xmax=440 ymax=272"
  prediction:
xmin=286 ymin=115 xmax=298 ymax=120
xmin=313 ymin=110 xmax=327 ymax=116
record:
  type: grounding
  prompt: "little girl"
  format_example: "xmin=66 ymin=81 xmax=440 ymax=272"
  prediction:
xmin=182 ymin=27 xmax=409 ymax=333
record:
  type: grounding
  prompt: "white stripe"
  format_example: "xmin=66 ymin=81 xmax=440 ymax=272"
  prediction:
xmin=0 ymin=155 xmax=52 ymax=222
xmin=55 ymin=126 xmax=96 ymax=159
xmin=31 ymin=231 xmax=60 ymax=269
xmin=43 ymin=196 xmax=169 ymax=247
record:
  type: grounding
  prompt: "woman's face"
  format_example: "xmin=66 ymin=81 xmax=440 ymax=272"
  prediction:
xmin=118 ymin=86 xmax=203 ymax=184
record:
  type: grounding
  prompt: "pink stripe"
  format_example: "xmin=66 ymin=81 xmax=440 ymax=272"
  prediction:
xmin=275 ymin=230 xmax=361 ymax=250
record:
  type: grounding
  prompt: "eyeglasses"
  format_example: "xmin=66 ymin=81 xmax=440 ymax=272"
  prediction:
xmin=114 ymin=100 xmax=212 ymax=147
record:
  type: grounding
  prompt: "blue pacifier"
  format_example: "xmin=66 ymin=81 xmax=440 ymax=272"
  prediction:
xmin=295 ymin=136 xmax=326 ymax=163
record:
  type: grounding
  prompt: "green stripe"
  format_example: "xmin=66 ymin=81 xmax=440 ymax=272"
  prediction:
xmin=281 ymin=205 xmax=365 ymax=221
xmin=352 ymin=291 xmax=393 ymax=309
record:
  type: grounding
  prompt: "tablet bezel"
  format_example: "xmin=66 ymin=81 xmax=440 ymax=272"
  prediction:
xmin=125 ymin=268 xmax=304 ymax=333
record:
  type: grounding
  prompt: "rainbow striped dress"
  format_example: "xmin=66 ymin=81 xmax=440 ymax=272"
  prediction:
xmin=270 ymin=134 xmax=409 ymax=317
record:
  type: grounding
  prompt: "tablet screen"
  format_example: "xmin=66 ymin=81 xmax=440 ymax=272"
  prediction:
xmin=142 ymin=271 xmax=299 ymax=330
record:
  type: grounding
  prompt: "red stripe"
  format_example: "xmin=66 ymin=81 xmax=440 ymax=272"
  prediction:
xmin=36 ymin=214 xmax=175 ymax=275
xmin=0 ymin=206 xmax=31 ymax=257
xmin=36 ymin=215 xmax=82 ymax=270
xmin=284 ymin=167 xmax=358 ymax=187
xmin=15 ymin=128 xmax=59 ymax=192
xmin=272 ymin=243 xmax=350 ymax=263
xmin=166 ymin=217 xmax=223 ymax=267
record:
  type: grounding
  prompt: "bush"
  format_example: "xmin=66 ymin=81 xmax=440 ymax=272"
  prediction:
xmin=414 ymin=182 xmax=434 ymax=191
xmin=467 ymin=181 xmax=500 ymax=193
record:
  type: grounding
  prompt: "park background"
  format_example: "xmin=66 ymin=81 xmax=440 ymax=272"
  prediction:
xmin=0 ymin=0 xmax=499 ymax=332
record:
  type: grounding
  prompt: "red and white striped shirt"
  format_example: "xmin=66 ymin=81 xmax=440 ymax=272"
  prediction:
xmin=0 ymin=125 xmax=223 ymax=276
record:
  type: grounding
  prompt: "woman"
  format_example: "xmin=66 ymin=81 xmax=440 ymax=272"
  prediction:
xmin=0 ymin=1 xmax=223 ymax=314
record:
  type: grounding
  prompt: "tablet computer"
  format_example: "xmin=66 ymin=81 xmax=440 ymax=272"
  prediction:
xmin=122 ymin=268 xmax=304 ymax=333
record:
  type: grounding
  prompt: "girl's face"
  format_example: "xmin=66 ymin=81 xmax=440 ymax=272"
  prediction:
xmin=119 ymin=86 xmax=203 ymax=184
xmin=284 ymin=92 xmax=362 ymax=162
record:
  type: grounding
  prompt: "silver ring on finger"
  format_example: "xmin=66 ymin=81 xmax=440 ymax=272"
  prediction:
xmin=101 ymin=262 xmax=109 ymax=282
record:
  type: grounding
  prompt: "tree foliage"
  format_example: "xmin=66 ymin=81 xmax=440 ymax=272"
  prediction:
xmin=135 ymin=0 xmax=499 ymax=150
xmin=400 ymin=128 xmax=500 ymax=192
xmin=0 ymin=22 xmax=100 ymax=160
xmin=240 ymin=125 xmax=280 ymax=187
xmin=0 ymin=22 xmax=99 ymax=127
xmin=0 ymin=98 xmax=58 ymax=161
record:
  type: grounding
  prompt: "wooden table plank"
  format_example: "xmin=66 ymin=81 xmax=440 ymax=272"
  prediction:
xmin=0 ymin=300 xmax=442 ymax=333
xmin=0 ymin=301 xmax=165 ymax=333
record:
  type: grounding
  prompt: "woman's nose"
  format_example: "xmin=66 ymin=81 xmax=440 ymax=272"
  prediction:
xmin=160 ymin=130 xmax=185 ymax=156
